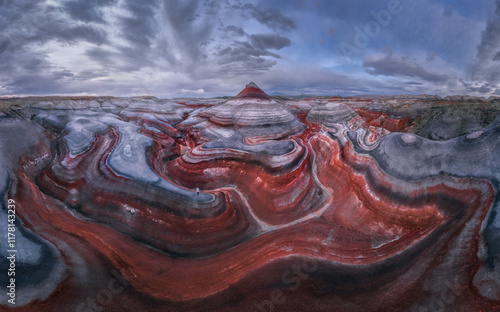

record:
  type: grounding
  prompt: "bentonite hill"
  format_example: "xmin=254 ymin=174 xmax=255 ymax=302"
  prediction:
xmin=1 ymin=82 xmax=500 ymax=311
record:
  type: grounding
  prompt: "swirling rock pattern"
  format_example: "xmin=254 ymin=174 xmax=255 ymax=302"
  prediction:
xmin=1 ymin=83 xmax=500 ymax=311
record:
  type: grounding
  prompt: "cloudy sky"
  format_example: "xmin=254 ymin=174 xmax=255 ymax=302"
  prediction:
xmin=1 ymin=0 xmax=500 ymax=98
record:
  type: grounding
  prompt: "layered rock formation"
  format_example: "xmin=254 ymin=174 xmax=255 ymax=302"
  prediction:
xmin=1 ymin=83 xmax=500 ymax=311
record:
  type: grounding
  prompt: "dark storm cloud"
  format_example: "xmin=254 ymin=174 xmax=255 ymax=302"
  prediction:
xmin=216 ymin=40 xmax=280 ymax=69
xmin=53 ymin=25 xmax=108 ymax=45
xmin=406 ymin=81 xmax=424 ymax=85
xmin=0 ymin=38 xmax=9 ymax=54
xmin=0 ymin=0 xmax=302 ymax=96
xmin=212 ymin=1 xmax=297 ymax=31
xmin=363 ymin=53 xmax=450 ymax=83
xmin=249 ymin=34 xmax=291 ymax=50
xmin=81 ymin=0 xmax=160 ymax=73
xmin=243 ymin=4 xmax=297 ymax=32
xmin=221 ymin=41 xmax=280 ymax=58
xmin=222 ymin=25 xmax=246 ymax=37
xmin=4 ymin=2 xmax=109 ymax=47
xmin=85 ymin=47 xmax=115 ymax=66
xmin=153 ymin=0 xmax=295 ymax=78
xmin=74 ymin=69 xmax=109 ymax=81
xmin=493 ymin=52 xmax=500 ymax=61
xmin=119 ymin=0 xmax=159 ymax=49
xmin=459 ymin=80 xmax=496 ymax=94
xmin=468 ymin=85 xmax=494 ymax=93
xmin=214 ymin=32 xmax=293 ymax=76
xmin=52 ymin=70 xmax=74 ymax=79
xmin=201 ymin=0 xmax=222 ymax=15
xmin=64 ymin=0 xmax=117 ymax=24
xmin=472 ymin=0 xmax=500 ymax=83
xmin=160 ymin=0 xmax=214 ymax=67
xmin=0 ymin=2 xmax=106 ymax=92
xmin=5 ymin=69 xmax=72 ymax=94
xmin=0 ymin=0 xmax=114 ymax=94
xmin=217 ymin=56 xmax=277 ymax=76
xmin=164 ymin=0 xmax=200 ymax=25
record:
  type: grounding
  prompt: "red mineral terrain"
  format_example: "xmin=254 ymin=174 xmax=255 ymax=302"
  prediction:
xmin=2 ymin=83 xmax=500 ymax=311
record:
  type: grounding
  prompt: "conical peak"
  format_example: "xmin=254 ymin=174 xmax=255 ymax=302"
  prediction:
xmin=236 ymin=82 xmax=271 ymax=99
xmin=246 ymin=82 xmax=259 ymax=89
